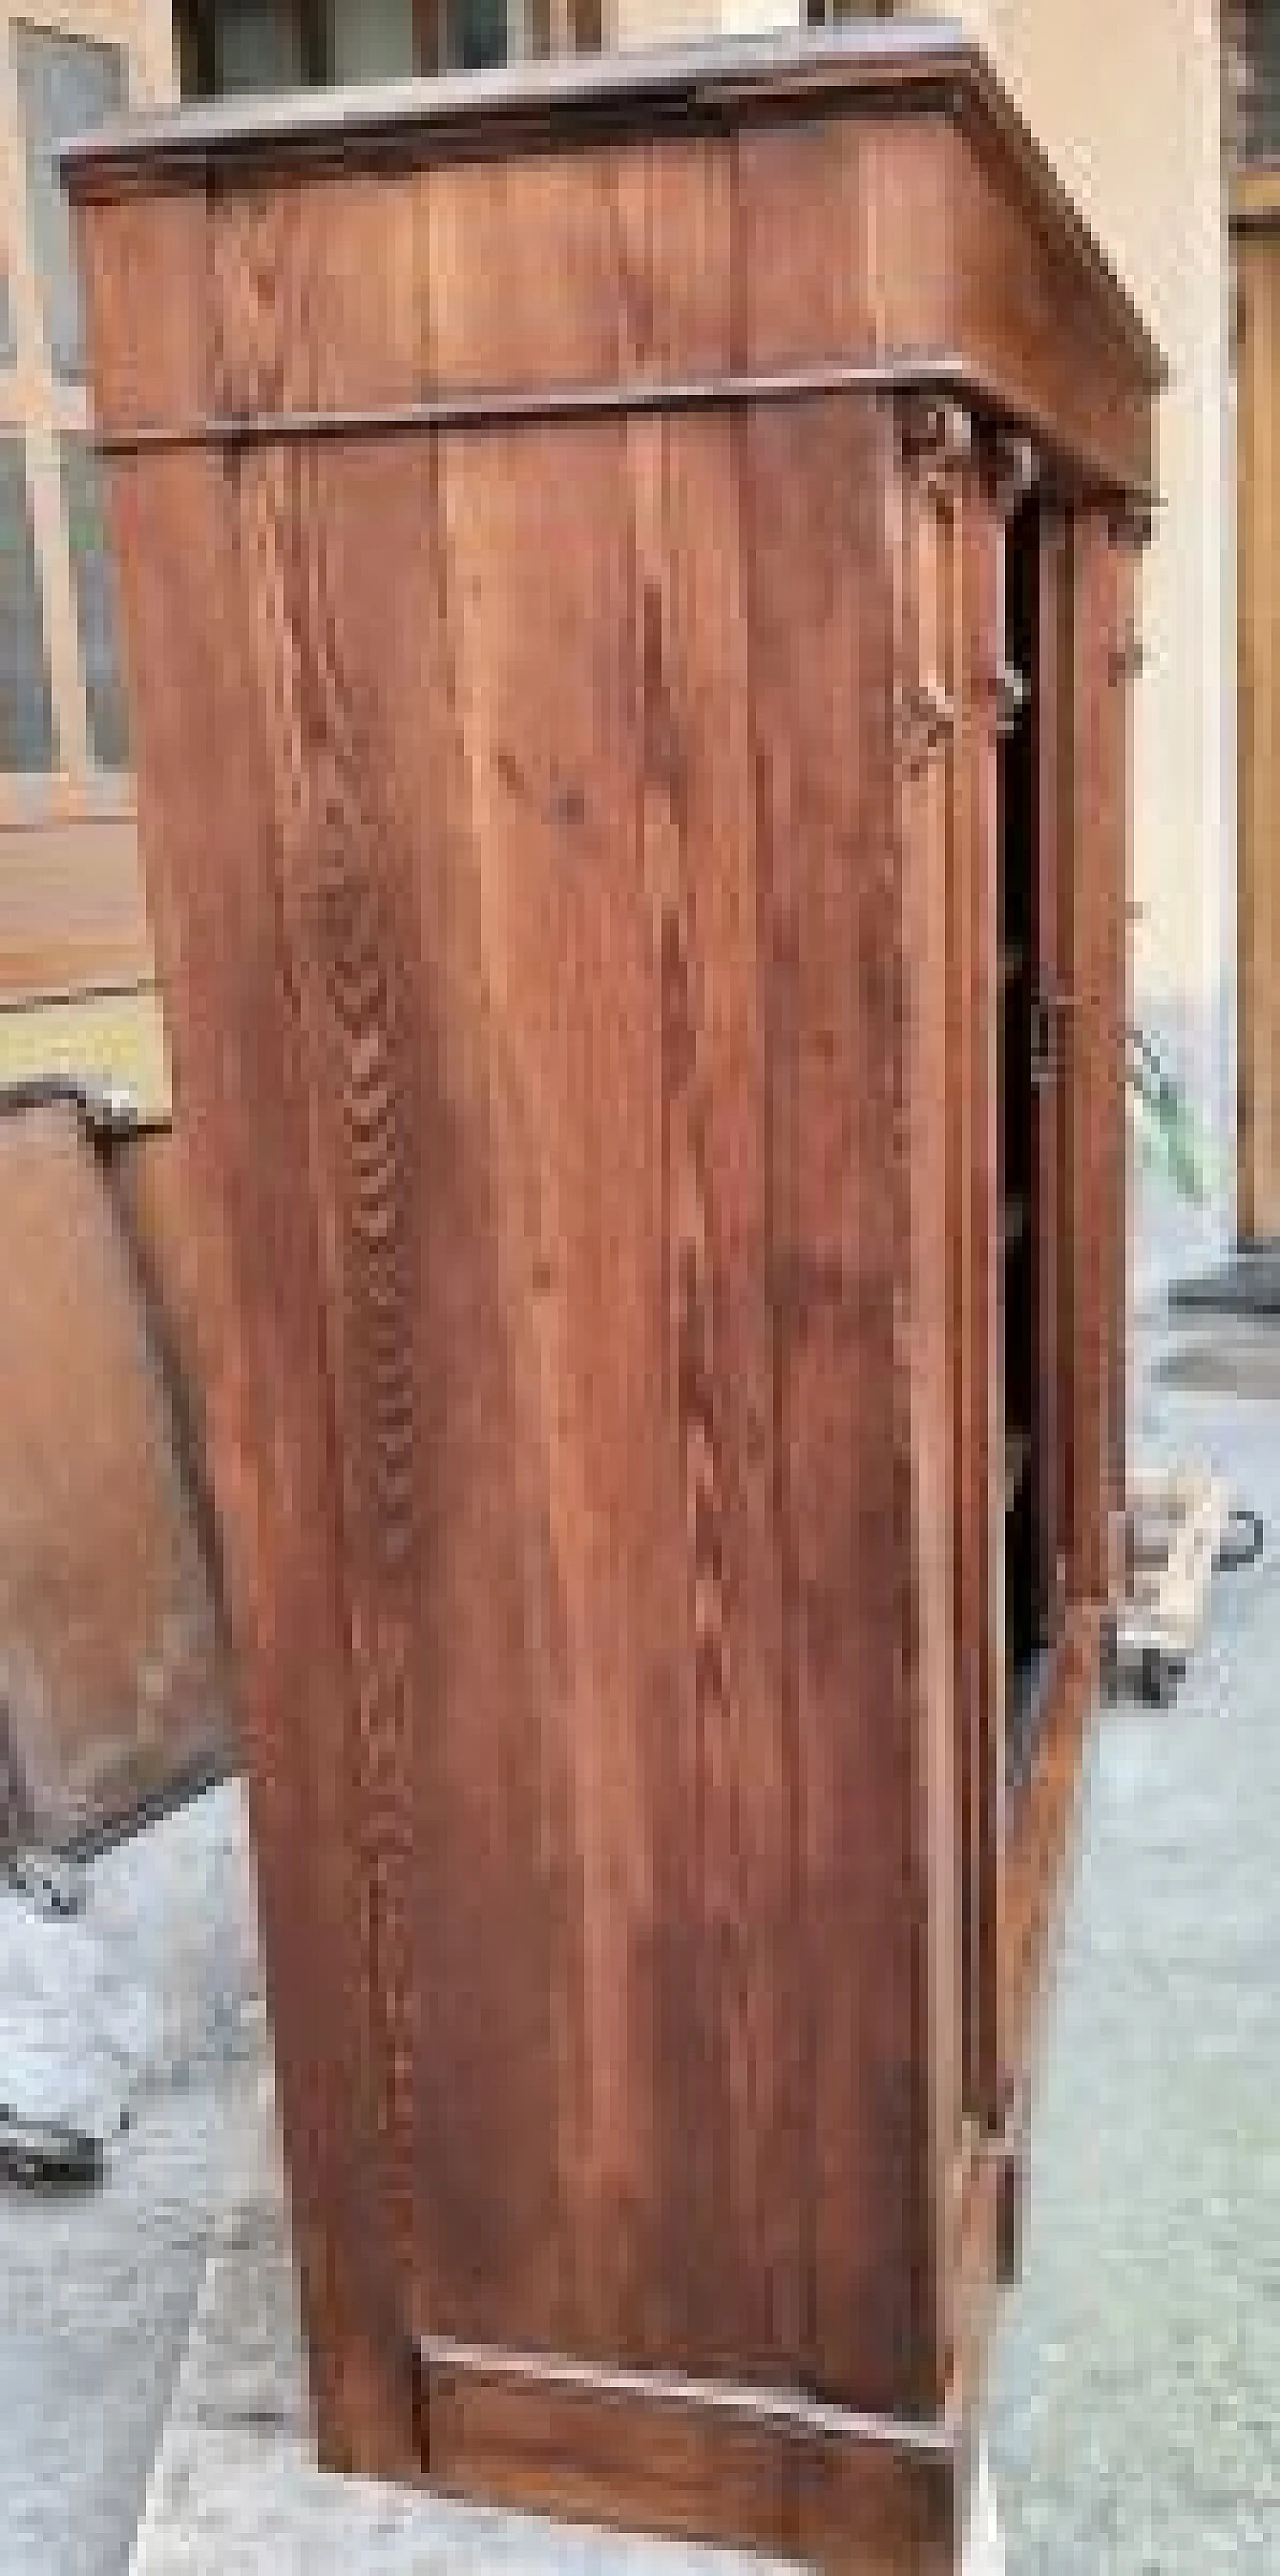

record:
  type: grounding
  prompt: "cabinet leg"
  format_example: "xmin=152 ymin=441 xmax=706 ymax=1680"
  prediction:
xmin=299 ymin=2237 xmax=420 ymax=2482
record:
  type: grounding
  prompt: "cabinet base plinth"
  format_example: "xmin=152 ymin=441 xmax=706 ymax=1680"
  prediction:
xmin=411 ymin=2349 xmax=966 ymax=2571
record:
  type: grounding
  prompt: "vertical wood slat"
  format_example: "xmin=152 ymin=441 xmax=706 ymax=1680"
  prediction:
xmin=894 ymin=426 xmax=961 ymax=2400
xmin=1068 ymin=514 xmax=1128 ymax=1608
xmin=109 ymin=443 xmax=422 ymax=2475
xmin=952 ymin=464 xmax=1005 ymax=2133
xmin=1037 ymin=509 xmax=1068 ymax=1638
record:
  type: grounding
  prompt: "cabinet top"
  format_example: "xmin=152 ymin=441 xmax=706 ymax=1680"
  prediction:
xmin=62 ymin=20 xmax=1159 ymax=387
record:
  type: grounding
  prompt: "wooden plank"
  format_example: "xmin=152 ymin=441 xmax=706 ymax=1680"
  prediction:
xmin=1067 ymin=515 xmax=1127 ymax=1607
xmin=0 ymin=806 xmax=153 ymax=1007
xmin=0 ymin=1106 xmax=227 ymax=1856
xmin=427 ymin=2361 xmax=959 ymax=2571
xmin=1002 ymin=1609 xmax=1099 ymax=2101
xmin=1033 ymin=513 xmax=1062 ymax=1631
xmin=741 ymin=388 xmax=946 ymax=2416
xmin=894 ymin=424 xmax=962 ymax=2402
xmin=1039 ymin=509 xmax=1071 ymax=1629
xmin=952 ymin=466 xmax=1005 ymax=2134
xmin=107 ymin=436 xmax=421 ymax=2478
xmin=103 ymin=1126 xmax=226 ymax=1624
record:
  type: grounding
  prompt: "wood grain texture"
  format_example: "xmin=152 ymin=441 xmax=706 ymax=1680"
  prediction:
xmin=0 ymin=808 xmax=152 ymax=1006
xmin=104 ymin=1126 xmax=227 ymax=1633
xmin=72 ymin=41 xmax=1156 ymax=2558
xmin=107 ymin=432 xmax=422 ymax=2476
xmin=426 ymin=2359 xmax=959 ymax=2571
xmin=950 ymin=464 xmax=1006 ymax=2135
xmin=1003 ymin=1609 xmax=1100 ymax=2093
xmin=1036 ymin=509 xmax=1069 ymax=1636
xmin=0 ymin=1107 xmax=227 ymax=1854
xmin=893 ymin=425 xmax=962 ymax=2403
xmin=75 ymin=105 xmax=1157 ymax=503
xmin=1067 ymin=516 xmax=1129 ymax=1606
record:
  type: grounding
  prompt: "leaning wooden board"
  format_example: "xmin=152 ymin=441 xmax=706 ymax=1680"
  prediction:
xmin=65 ymin=24 xmax=1160 ymax=2567
xmin=0 ymin=1106 xmax=228 ymax=1855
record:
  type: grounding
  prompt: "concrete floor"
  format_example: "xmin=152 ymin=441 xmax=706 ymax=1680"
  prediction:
xmin=0 ymin=1782 xmax=262 ymax=2576
xmin=4 ymin=1238 xmax=1280 ymax=2569
xmin=985 ymin=1299 xmax=1280 ymax=2571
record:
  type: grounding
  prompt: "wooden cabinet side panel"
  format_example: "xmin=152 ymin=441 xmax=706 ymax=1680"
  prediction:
xmin=406 ymin=388 xmax=940 ymax=2410
xmin=106 ymin=448 xmax=421 ymax=2477
xmin=91 ymin=148 xmax=974 ymax=2457
xmin=1067 ymin=516 xmax=1128 ymax=1606
xmin=112 ymin=399 xmax=951 ymax=2429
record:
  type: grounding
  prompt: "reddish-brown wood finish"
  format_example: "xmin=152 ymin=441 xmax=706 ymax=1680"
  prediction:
xmin=1066 ymin=515 xmax=1133 ymax=1611
xmin=67 ymin=27 xmax=1159 ymax=2564
xmin=0 ymin=805 xmax=150 ymax=1004
xmin=104 ymin=1125 xmax=227 ymax=1628
xmin=0 ymin=1108 xmax=228 ymax=1854
xmin=1037 ymin=508 xmax=1070 ymax=1641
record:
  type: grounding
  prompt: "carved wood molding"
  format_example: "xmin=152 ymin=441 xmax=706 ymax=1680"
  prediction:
xmin=981 ymin=428 xmax=1039 ymax=520
xmin=896 ymin=679 xmax=956 ymax=777
xmin=895 ymin=391 xmax=973 ymax=486
xmin=1106 ymin=495 xmax=1156 ymax=551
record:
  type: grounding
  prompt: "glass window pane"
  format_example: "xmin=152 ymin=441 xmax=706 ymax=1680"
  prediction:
xmin=61 ymin=437 xmax=129 ymax=771
xmin=326 ymin=0 xmax=414 ymax=80
xmin=0 ymin=439 xmax=55 ymax=772
xmin=11 ymin=24 xmax=127 ymax=385
xmin=451 ymin=0 xmax=510 ymax=69
xmin=0 ymin=266 xmax=15 ymax=365
xmin=215 ymin=0 xmax=304 ymax=91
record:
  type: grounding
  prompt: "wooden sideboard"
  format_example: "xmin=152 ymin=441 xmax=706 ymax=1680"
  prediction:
xmin=66 ymin=24 xmax=1161 ymax=2566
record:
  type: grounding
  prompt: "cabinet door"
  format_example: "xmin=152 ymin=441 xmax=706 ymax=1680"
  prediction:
xmin=894 ymin=411 xmax=966 ymax=2395
xmin=1034 ymin=510 xmax=1071 ymax=1646
xmin=945 ymin=454 xmax=1005 ymax=2140
xmin=1067 ymin=516 xmax=1133 ymax=1606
